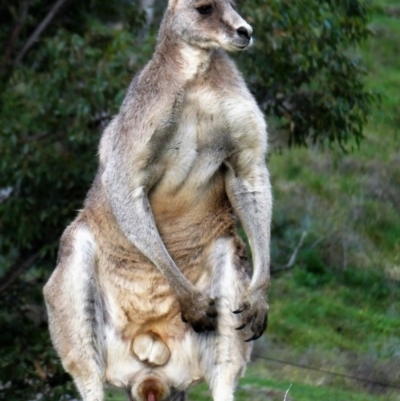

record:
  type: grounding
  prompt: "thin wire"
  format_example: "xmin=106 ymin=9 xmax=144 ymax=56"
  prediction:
xmin=253 ymin=355 xmax=400 ymax=391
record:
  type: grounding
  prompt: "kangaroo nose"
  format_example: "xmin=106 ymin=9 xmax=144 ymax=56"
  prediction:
xmin=236 ymin=27 xmax=252 ymax=40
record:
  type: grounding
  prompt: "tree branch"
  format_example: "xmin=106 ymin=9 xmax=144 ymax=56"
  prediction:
xmin=271 ymin=231 xmax=308 ymax=274
xmin=19 ymin=132 xmax=52 ymax=144
xmin=14 ymin=0 xmax=69 ymax=66
xmin=1 ymin=1 xmax=30 ymax=74
xmin=0 ymin=250 xmax=42 ymax=293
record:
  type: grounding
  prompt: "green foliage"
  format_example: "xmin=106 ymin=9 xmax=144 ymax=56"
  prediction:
xmin=259 ymin=1 xmax=400 ymax=397
xmin=270 ymin=270 xmax=400 ymax=353
xmin=0 ymin=279 xmax=75 ymax=400
xmin=0 ymin=1 xmax=149 ymax=398
xmin=0 ymin=1 xmax=148 ymax=258
xmin=0 ymin=0 xmax=378 ymax=399
xmin=239 ymin=0 xmax=378 ymax=147
xmin=293 ymin=249 xmax=332 ymax=287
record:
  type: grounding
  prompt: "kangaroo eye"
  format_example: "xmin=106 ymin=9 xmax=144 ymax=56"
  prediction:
xmin=196 ymin=5 xmax=213 ymax=15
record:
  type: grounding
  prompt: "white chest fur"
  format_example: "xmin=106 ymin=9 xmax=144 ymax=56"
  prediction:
xmin=156 ymin=86 xmax=228 ymax=192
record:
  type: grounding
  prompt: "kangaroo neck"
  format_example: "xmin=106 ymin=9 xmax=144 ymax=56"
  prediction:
xmin=153 ymin=30 xmax=213 ymax=82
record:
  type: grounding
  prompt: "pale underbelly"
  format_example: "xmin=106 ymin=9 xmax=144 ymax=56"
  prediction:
xmin=101 ymin=260 xmax=210 ymax=390
xmin=104 ymin=321 xmax=204 ymax=390
xmin=100 ymin=235 xmax=250 ymax=391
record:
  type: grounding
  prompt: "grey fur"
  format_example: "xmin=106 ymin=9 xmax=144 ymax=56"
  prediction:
xmin=43 ymin=0 xmax=272 ymax=400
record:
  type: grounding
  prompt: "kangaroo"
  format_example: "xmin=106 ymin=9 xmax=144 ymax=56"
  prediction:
xmin=43 ymin=0 xmax=272 ymax=400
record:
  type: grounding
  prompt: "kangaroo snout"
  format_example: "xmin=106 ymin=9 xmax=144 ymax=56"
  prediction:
xmin=235 ymin=25 xmax=253 ymax=48
xmin=237 ymin=26 xmax=252 ymax=40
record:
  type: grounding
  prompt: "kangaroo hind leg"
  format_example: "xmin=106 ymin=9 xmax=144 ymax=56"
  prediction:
xmin=43 ymin=222 xmax=105 ymax=401
xmin=201 ymin=237 xmax=252 ymax=401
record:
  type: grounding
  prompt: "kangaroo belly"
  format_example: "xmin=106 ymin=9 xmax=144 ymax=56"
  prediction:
xmin=99 ymin=246 xmax=211 ymax=391
xmin=89 ymin=177 xmax=237 ymax=331
xmin=97 ymin=234 xmax=219 ymax=331
xmin=102 ymin=235 xmax=250 ymax=392
xmin=82 ymin=165 xmax=242 ymax=391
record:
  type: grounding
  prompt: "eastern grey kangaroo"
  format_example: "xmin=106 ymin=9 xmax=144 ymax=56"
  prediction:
xmin=43 ymin=0 xmax=272 ymax=400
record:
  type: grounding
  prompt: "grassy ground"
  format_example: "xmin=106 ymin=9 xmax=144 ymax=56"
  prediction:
xmin=248 ymin=0 xmax=400 ymax=398
xmin=108 ymin=1 xmax=400 ymax=400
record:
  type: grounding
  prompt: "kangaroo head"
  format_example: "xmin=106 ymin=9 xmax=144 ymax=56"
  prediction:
xmin=166 ymin=0 xmax=253 ymax=51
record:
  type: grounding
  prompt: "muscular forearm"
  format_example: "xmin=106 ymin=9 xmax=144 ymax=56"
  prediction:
xmin=225 ymin=164 xmax=272 ymax=290
xmin=104 ymin=171 xmax=217 ymax=331
xmin=225 ymin=162 xmax=271 ymax=340
xmin=105 ymin=178 xmax=195 ymax=297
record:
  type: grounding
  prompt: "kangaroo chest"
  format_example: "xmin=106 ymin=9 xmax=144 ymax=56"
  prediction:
xmin=155 ymin=86 xmax=234 ymax=193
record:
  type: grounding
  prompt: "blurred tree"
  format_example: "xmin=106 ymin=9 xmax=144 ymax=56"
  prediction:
xmin=238 ymin=0 xmax=376 ymax=148
xmin=0 ymin=0 xmax=376 ymax=399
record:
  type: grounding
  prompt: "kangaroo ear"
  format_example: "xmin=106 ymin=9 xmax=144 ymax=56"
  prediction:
xmin=167 ymin=0 xmax=179 ymax=9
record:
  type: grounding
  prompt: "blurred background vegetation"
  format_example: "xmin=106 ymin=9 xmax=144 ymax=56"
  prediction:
xmin=0 ymin=0 xmax=399 ymax=400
